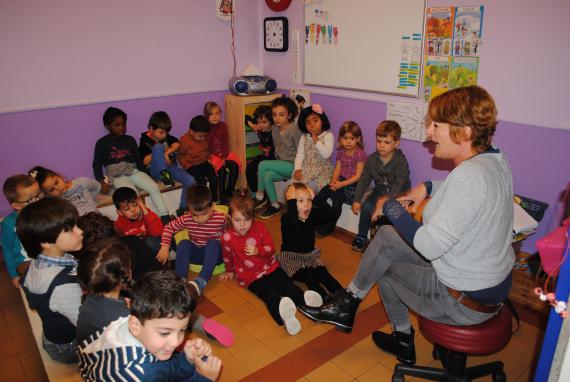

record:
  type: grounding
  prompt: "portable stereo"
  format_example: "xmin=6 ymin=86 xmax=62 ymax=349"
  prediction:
xmin=228 ymin=76 xmax=277 ymax=96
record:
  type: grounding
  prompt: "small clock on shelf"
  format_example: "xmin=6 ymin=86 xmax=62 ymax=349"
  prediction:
xmin=264 ymin=17 xmax=288 ymax=52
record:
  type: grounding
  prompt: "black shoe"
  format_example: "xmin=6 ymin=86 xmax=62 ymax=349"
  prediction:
xmin=297 ymin=289 xmax=360 ymax=333
xmin=160 ymin=215 xmax=174 ymax=225
xmin=351 ymin=235 xmax=367 ymax=252
xmin=175 ymin=208 xmax=186 ymax=217
xmin=254 ymin=197 xmax=268 ymax=210
xmin=160 ymin=170 xmax=175 ymax=187
xmin=260 ymin=205 xmax=281 ymax=219
xmin=371 ymin=328 xmax=416 ymax=364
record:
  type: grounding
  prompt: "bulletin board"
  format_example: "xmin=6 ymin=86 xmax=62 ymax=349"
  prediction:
xmin=303 ymin=0 xmax=427 ymax=97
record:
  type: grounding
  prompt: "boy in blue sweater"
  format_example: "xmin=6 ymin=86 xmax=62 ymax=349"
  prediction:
xmin=17 ymin=197 xmax=84 ymax=363
xmin=78 ymin=269 xmax=221 ymax=381
xmin=1 ymin=174 xmax=42 ymax=289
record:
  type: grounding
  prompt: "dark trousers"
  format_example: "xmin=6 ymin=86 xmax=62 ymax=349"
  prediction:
xmin=217 ymin=159 xmax=239 ymax=200
xmin=245 ymin=155 xmax=267 ymax=192
xmin=314 ymin=185 xmax=347 ymax=235
xmin=248 ymin=268 xmax=305 ymax=325
xmin=187 ymin=162 xmax=218 ymax=201
xmin=357 ymin=188 xmax=383 ymax=238
xmin=291 ymin=266 xmax=343 ymax=299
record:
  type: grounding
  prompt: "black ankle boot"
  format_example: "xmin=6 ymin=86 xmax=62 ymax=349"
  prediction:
xmin=298 ymin=289 xmax=360 ymax=333
xmin=371 ymin=327 xmax=416 ymax=364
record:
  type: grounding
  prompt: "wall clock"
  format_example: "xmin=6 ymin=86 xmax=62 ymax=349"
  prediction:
xmin=264 ymin=17 xmax=288 ymax=52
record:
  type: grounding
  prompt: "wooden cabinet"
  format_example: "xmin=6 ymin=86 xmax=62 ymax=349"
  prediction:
xmin=224 ymin=93 xmax=281 ymax=188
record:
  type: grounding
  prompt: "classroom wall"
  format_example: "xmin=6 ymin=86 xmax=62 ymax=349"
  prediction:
xmin=260 ymin=0 xmax=570 ymax=252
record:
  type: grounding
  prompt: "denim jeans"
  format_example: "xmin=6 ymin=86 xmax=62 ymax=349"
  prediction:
xmin=42 ymin=335 xmax=78 ymax=364
xmin=175 ymin=239 xmax=221 ymax=284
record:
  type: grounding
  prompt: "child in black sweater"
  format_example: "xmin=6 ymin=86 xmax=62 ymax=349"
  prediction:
xmin=278 ymin=183 xmax=343 ymax=300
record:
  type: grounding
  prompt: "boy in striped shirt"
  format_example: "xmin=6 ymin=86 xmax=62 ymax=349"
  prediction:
xmin=157 ymin=185 xmax=226 ymax=296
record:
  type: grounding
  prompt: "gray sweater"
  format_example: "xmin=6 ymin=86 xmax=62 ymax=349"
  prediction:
xmin=414 ymin=150 xmax=515 ymax=291
xmin=354 ymin=149 xmax=411 ymax=202
xmin=272 ymin=123 xmax=303 ymax=162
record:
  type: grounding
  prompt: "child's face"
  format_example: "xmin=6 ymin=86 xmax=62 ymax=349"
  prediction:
xmin=230 ymin=210 xmax=252 ymax=236
xmin=54 ymin=225 xmax=84 ymax=253
xmin=296 ymin=189 xmax=312 ymax=221
xmin=107 ymin=116 xmax=126 ymax=136
xmin=376 ymin=135 xmax=400 ymax=159
xmin=11 ymin=182 xmax=42 ymax=211
xmin=340 ymin=132 xmax=360 ymax=152
xmin=150 ymin=127 xmax=167 ymax=142
xmin=190 ymin=206 xmax=213 ymax=225
xmin=41 ymin=175 xmax=68 ymax=197
xmin=257 ymin=116 xmax=272 ymax=132
xmin=207 ymin=107 xmax=222 ymax=125
xmin=305 ymin=114 xmax=323 ymax=136
xmin=129 ymin=315 xmax=189 ymax=361
xmin=118 ymin=200 xmax=142 ymax=221
xmin=189 ymin=130 xmax=207 ymax=142
xmin=272 ymin=106 xmax=290 ymax=127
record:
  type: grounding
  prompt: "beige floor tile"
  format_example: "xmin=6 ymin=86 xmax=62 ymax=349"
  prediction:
xmin=226 ymin=327 xmax=260 ymax=354
xmin=243 ymin=316 xmax=281 ymax=341
xmin=305 ymin=361 xmax=353 ymax=382
xmin=331 ymin=343 xmax=378 ymax=379
xmin=218 ymin=355 xmax=254 ymax=382
xmin=208 ymin=289 xmax=248 ymax=311
xmin=232 ymin=341 xmax=279 ymax=372
xmin=224 ymin=301 xmax=267 ymax=326
xmin=210 ymin=312 xmax=242 ymax=331
xmin=262 ymin=329 xmax=305 ymax=357
xmin=355 ymin=362 xmax=395 ymax=382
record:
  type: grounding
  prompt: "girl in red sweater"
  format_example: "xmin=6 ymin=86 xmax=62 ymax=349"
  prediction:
xmin=219 ymin=190 xmax=321 ymax=335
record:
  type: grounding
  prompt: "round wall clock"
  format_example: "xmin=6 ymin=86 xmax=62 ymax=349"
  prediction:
xmin=264 ymin=17 xmax=289 ymax=52
xmin=265 ymin=0 xmax=292 ymax=12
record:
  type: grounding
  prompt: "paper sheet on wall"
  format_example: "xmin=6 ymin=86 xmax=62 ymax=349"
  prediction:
xmin=387 ymin=99 xmax=427 ymax=142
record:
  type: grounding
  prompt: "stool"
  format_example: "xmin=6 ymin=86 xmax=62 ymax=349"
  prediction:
xmin=393 ymin=307 xmax=512 ymax=382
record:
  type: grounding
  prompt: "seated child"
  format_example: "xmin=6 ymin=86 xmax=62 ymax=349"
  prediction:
xmin=113 ymin=186 xmax=163 ymax=254
xmin=1 ymin=174 xmax=40 ymax=288
xmin=29 ymin=165 xmax=100 ymax=216
xmin=219 ymin=190 xmax=322 ymax=335
xmin=293 ymin=104 xmax=334 ymax=192
xmin=314 ymin=121 xmax=366 ymax=236
xmin=279 ymin=183 xmax=343 ymax=300
xmin=17 ymin=198 xmax=84 ymax=363
xmin=178 ymin=115 xmax=219 ymax=200
xmin=351 ymin=120 xmax=411 ymax=251
xmin=77 ymin=238 xmax=133 ymax=344
xmin=255 ymin=96 xmax=302 ymax=219
xmin=139 ymin=110 xmax=196 ymax=215
xmin=157 ymin=185 xmax=226 ymax=297
xmin=78 ymin=270 xmax=222 ymax=381
xmin=245 ymin=105 xmax=275 ymax=192
xmin=204 ymin=101 xmax=239 ymax=203
xmin=93 ymin=106 xmax=171 ymax=223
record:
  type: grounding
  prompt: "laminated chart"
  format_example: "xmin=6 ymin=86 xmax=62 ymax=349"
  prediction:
xmin=387 ymin=99 xmax=427 ymax=142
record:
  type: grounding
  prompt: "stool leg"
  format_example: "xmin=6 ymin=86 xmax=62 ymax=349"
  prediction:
xmin=446 ymin=351 xmax=467 ymax=376
xmin=394 ymin=363 xmax=445 ymax=381
xmin=465 ymin=361 xmax=504 ymax=380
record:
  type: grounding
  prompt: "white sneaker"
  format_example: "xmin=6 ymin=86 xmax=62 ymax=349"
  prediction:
xmin=304 ymin=290 xmax=323 ymax=307
xmin=188 ymin=280 xmax=201 ymax=297
xmin=279 ymin=297 xmax=301 ymax=335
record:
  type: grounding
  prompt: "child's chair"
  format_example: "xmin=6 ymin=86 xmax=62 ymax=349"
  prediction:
xmin=173 ymin=204 xmax=228 ymax=275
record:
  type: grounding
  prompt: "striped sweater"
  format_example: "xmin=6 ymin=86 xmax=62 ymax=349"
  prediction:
xmin=161 ymin=210 xmax=226 ymax=247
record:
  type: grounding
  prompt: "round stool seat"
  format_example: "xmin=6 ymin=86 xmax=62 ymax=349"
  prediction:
xmin=419 ymin=306 xmax=512 ymax=355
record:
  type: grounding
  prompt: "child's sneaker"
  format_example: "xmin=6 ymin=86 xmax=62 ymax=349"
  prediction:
xmin=304 ymin=290 xmax=323 ymax=307
xmin=260 ymin=205 xmax=281 ymax=219
xmin=351 ymin=235 xmax=367 ymax=252
xmin=202 ymin=318 xmax=235 ymax=347
xmin=160 ymin=169 xmax=175 ymax=187
xmin=254 ymin=197 xmax=268 ymax=210
xmin=279 ymin=297 xmax=301 ymax=335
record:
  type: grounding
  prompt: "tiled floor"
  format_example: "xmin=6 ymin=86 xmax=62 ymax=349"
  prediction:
xmin=1 ymin=213 xmax=546 ymax=381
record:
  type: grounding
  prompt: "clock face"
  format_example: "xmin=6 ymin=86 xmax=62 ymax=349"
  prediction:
xmin=264 ymin=17 xmax=288 ymax=52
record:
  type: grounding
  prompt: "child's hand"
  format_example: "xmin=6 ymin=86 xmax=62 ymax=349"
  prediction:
xmin=164 ymin=153 xmax=172 ymax=166
xmin=137 ymin=198 xmax=149 ymax=215
xmin=293 ymin=169 xmax=302 ymax=181
xmin=285 ymin=184 xmax=297 ymax=201
xmin=195 ymin=354 xmax=222 ymax=380
xmin=156 ymin=246 xmax=170 ymax=265
xmin=100 ymin=181 xmax=111 ymax=194
xmin=351 ymin=202 xmax=361 ymax=215
xmin=396 ymin=183 xmax=428 ymax=214
xmin=219 ymin=272 xmax=234 ymax=281
xmin=11 ymin=276 xmax=20 ymax=289
xmin=371 ymin=196 xmax=388 ymax=222
xmin=245 ymin=244 xmax=258 ymax=256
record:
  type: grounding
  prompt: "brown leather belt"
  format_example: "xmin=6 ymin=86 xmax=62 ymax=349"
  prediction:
xmin=446 ymin=287 xmax=502 ymax=314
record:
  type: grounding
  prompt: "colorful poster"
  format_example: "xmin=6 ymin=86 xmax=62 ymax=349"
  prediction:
xmin=449 ymin=57 xmax=479 ymax=89
xmin=426 ymin=7 xmax=454 ymax=57
xmin=397 ymin=33 xmax=422 ymax=90
xmin=453 ymin=6 xmax=484 ymax=57
xmin=424 ymin=56 xmax=450 ymax=101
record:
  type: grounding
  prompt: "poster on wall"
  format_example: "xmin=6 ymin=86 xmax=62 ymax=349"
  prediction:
xmin=449 ymin=57 xmax=479 ymax=89
xmin=305 ymin=6 xmax=340 ymax=47
xmin=423 ymin=55 xmax=450 ymax=102
xmin=452 ymin=6 xmax=484 ymax=57
xmin=216 ymin=0 xmax=234 ymax=21
xmin=425 ymin=7 xmax=454 ymax=57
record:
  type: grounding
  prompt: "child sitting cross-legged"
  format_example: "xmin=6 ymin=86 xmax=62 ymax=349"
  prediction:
xmin=78 ymin=269 xmax=222 ymax=381
xmin=17 ymin=198 xmax=84 ymax=364
xmin=1 ymin=174 xmax=41 ymax=289
xmin=29 ymin=165 xmax=101 ymax=216
xmin=279 ymin=183 xmax=343 ymax=302
xmin=219 ymin=190 xmax=322 ymax=335
xmin=157 ymin=185 xmax=226 ymax=296
xmin=113 ymin=186 xmax=163 ymax=254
